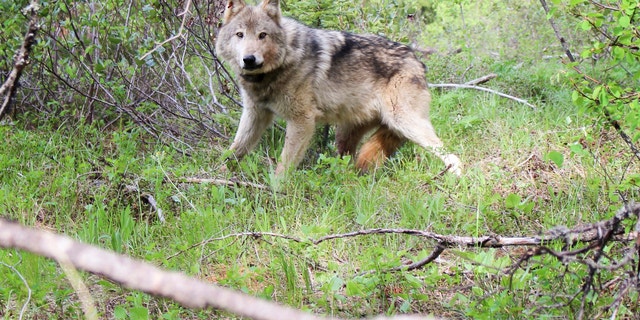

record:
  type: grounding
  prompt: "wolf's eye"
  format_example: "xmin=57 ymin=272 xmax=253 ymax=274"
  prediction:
xmin=236 ymin=32 xmax=244 ymax=38
xmin=258 ymin=32 xmax=267 ymax=39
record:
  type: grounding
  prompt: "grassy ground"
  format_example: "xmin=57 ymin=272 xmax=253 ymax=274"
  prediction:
xmin=2 ymin=60 xmax=635 ymax=318
xmin=2 ymin=1 xmax=639 ymax=319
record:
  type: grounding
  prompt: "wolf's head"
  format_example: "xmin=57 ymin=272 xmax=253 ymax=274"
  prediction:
xmin=215 ymin=0 xmax=287 ymax=76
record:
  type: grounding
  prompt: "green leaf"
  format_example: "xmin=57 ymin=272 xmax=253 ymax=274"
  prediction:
xmin=113 ymin=306 xmax=127 ymax=319
xmin=129 ymin=306 xmax=149 ymax=320
xmin=570 ymin=143 xmax=588 ymax=156
xmin=571 ymin=90 xmax=580 ymax=103
xmin=329 ymin=276 xmax=344 ymax=292
xmin=345 ymin=280 xmax=364 ymax=296
xmin=612 ymin=46 xmax=625 ymax=61
xmin=545 ymin=151 xmax=564 ymax=168
xmin=619 ymin=15 xmax=631 ymax=28
xmin=579 ymin=20 xmax=591 ymax=31
xmin=592 ymin=85 xmax=602 ymax=101
xmin=505 ymin=193 xmax=521 ymax=209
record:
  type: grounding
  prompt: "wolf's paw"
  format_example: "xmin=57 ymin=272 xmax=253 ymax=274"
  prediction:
xmin=443 ymin=154 xmax=462 ymax=176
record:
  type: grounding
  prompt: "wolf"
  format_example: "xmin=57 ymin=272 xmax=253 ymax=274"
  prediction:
xmin=215 ymin=0 xmax=462 ymax=177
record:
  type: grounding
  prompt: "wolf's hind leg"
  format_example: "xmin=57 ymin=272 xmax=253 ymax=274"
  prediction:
xmin=335 ymin=122 xmax=376 ymax=157
xmin=383 ymin=86 xmax=462 ymax=175
xmin=387 ymin=116 xmax=462 ymax=176
xmin=355 ymin=125 xmax=405 ymax=173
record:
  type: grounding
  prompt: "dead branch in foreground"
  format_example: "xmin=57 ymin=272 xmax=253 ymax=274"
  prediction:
xmin=0 ymin=218 xmax=432 ymax=320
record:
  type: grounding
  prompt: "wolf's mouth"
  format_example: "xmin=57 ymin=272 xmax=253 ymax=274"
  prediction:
xmin=242 ymin=64 xmax=264 ymax=71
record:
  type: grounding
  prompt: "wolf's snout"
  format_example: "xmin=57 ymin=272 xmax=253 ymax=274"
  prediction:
xmin=242 ymin=55 xmax=263 ymax=70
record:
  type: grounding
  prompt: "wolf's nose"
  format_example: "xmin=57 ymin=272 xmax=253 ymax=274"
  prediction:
xmin=243 ymin=55 xmax=257 ymax=67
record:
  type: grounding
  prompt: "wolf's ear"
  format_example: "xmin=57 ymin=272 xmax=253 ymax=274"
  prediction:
xmin=222 ymin=0 xmax=247 ymax=24
xmin=260 ymin=0 xmax=281 ymax=23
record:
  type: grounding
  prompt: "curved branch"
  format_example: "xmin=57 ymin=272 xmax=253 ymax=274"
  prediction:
xmin=428 ymin=83 xmax=537 ymax=109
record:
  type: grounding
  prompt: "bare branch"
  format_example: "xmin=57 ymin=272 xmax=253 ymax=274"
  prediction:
xmin=139 ymin=0 xmax=192 ymax=61
xmin=428 ymin=83 xmax=537 ymax=109
xmin=539 ymin=0 xmax=576 ymax=62
xmin=464 ymin=73 xmax=497 ymax=86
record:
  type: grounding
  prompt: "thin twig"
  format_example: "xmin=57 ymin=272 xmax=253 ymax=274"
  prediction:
xmin=401 ymin=244 xmax=446 ymax=272
xmin=0 ymin=260 xmax=31 ymax=320
xmin=464 ymin=73 xmax=497 ymax=86
xmin=164 ymin=231 xmax=304 ymax=261
xmin=539 ymin=0 xmax=576 ymax=62
xmin=139 ymin=0 xmax=192 ymax=61
xmin=428 ymin=83 xmax=537 ymax=109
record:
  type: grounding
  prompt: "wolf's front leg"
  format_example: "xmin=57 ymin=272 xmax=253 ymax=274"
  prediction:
xmin=230 ymin=105 xmax=274 ymax=158
xmin=276 ymin=117 xmax=316 ymax=176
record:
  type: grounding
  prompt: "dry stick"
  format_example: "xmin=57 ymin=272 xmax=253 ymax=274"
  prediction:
xmin=0 ymin=261 xmax=31 ymax=320
xmin=0 ymin=2 xmax=40 ymax=120
xmin=59 ymin=261 xmax=99 ymax=320
xmin=165 ymin=231 xmax=304 ymax=261
xmin=428 ymin=83 xmax=537 ymax=109
xmin=172 ymin=203 xmax=640 ymax=264
xmin=391 ymin=244 xmax=446 ymax=272
xmin=464 ymin=73 xmax=497 ymax=86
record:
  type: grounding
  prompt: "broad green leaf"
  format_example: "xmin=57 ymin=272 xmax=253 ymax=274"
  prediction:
xmin=545 ymin=151 xmax=564 ymax=168
xmin=505 ymin=193 xmax=521 ymax=209
xmin=619 ymin=15 xmax=631 ymax=28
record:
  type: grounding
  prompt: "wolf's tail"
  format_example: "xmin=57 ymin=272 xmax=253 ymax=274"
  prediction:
xmin=356 ymin=125 xmax=405 ymax=172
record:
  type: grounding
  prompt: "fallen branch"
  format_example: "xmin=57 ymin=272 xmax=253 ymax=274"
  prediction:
xmin=2 ymin=202 xmax=639 ymax=318
xmin=169 ymin=203 xmax=640 ymax=266
xmin=428 ymin=83 xmax=537 ymax=109
xmin=0 ymin=1 xmax=40 ymax=120
xmin=464 ymin=73 xmax=497 ymax=86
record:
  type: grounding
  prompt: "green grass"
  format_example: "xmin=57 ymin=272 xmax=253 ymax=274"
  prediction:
xmin=2 ymin=57 xmax=637 ymax=318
